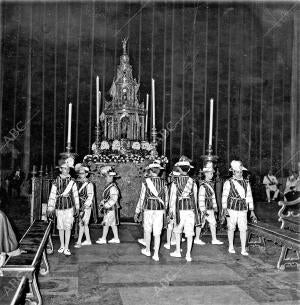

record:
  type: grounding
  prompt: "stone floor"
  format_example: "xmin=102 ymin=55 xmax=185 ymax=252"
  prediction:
xmin=39 ymin=225 xmax=299 ymax=305
xmin=3 ymin=198 xmax=300 ymax=305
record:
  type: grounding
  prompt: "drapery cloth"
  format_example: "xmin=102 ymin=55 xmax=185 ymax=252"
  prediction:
xmin=0 ymin=210 xmax=18 ymax=253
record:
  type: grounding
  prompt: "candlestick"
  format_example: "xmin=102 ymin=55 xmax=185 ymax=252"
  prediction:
xmin=96 ymin=76 xmax=100 ymax=126
xmin=163 ymin=129 xmax=167 ymax=156
xmin=151 ymin=79 xmax=155 ymax=130
xmin=67 ymin=102 xmax=72 ymax=145
xmin=145 ymin=93 xmax=149 ymax=134
xmin=208 ymin=98 xmax=214 ymax=147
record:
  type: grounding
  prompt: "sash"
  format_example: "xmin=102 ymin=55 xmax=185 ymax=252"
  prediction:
xmin=175 ymin=177 xmax=201 ymax=227
xmin=78 ymin=182 xmax=88 ymax=194
xmin=180 ymin=177 xmax=194 ymax=198
xmin=145 ymin=178 xmax=165 ymax=206
xmin=103 ymin=183 xmax=115 ymax=197
xmin=266 ymin=175 xmax=276 ymax=186
xmin=145 ymin=178 xmax=167 ymax=228
xmin=60 ymin=179 xmax=74 ymax=197
xmin=203 ymin=181 xmax=215 ymax=195
xmin=103 ymin=183 xmax=120 ymax=208
xmin=232 ymin=179 xmax=247 ymax=199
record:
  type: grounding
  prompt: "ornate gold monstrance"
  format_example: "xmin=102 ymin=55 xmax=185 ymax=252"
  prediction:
xmin=83 ymin=39 xmax=167 ymax=219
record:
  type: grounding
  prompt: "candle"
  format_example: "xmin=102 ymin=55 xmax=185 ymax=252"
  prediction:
xmin=96 ymin=76 xmax=99 ymax=126
xmin=145 ymin=93 xmax=149 ymax=133
xmin=163 ymin=129 xmax=167 ymax=156
xmin=208 ymin=98 xmax=214 ymax=147
xmin=151 ymin=79 xmax=155 ymax=130
xmin=67 ymin=102 xmax=72 ymax=144
xmin=99 ymin=90 xmax=101 ymax=115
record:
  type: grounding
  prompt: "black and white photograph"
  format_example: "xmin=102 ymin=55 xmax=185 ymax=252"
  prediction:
xmin=0 ymin=0 xmax=299 ymax=304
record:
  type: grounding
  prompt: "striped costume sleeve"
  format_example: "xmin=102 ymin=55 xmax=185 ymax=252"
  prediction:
xmin=212 ymin=189 xmax=217 ymax=209
xmin=246 ymin=182 xmax=254 ymax=211
xmin=193 ymin=181 xmax=198 ymax=208
xmin=169 ymin=182 xmax=177 ymax=215
xmin=135 ymin=183 xmax=146 ymax=214
xmin=222 ymin=180 xmax=230 ymax=210
xmin=72 ymin=181 xmax=80 ymax=210
xmin=84 ymin=183 xmax=94 ymax=208
xmin=164 ymin=184 xmax=169 ymax=210
xmin=104 ymin=186 xmax=119 ymax=209
xmin=47 ymin=183 xmax=57 ymax=211
xmin=198 ymin=185 xmax=206 ymax=212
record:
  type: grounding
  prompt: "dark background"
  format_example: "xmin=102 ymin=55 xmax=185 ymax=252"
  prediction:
xmin=0 ymin=1 xmax=299 ymax=176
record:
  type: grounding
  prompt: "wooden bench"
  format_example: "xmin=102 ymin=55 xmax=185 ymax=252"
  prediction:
xmin=247 ymin=198 xmax=300 ymax=270
xmin=0 ymin=276 xmax=27 ymax=305
xmin=0 ymin=220 xmax=53 ymax=305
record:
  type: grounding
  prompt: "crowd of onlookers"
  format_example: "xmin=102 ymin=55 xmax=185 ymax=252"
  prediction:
xmin=262 ymin=165 xmax=300 ymax=203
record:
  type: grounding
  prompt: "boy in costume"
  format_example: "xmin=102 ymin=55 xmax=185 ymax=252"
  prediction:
xmin=74 ymin=163 xmax=94 ymax=248
xmin=96 ymin=166 xmax=120 ymax=244
xmin=134 ymin=161 xmax=168 ymax=261
xmin=47 ymin=157 xmax=79 ymax=256
xmin=169 ymin=156 xmax=200 ymax=262
xmin=194 ymin=162 xmax=223 ymax=245
xmin=222 ymin=160 xmax=257 ymax=256
xmin=164 ymin=166 xmax=181 ymax=249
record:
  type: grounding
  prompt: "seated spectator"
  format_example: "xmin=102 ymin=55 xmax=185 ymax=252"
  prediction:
xmin=0 ymin=209 xmax=20 ymax=267
xmin=263 ymin=169 xmax=279 ymax=203
xmin=284 ymin=170 xmax=297 ymax=195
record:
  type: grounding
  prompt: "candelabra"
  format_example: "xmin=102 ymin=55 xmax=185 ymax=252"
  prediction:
xmin=94 ymin=123 xmax=101 ymax=155
xmin=151 ymin=126 xmax=158 ymax=158
xmin=201 ymin=144 xmax=218 ymax=166
xmin=60 ymin=142 xmax=77 ymax=161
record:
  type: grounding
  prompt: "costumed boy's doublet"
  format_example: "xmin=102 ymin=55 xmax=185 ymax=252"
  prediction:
xmin=48 ymin=174 xmax=79 ymax=230
xmin=76 ymin=178 xmax=94 ymax=225
xmin=198 ymin=180 xmax=217 ymax=226
xmin=101 ymin=182 xmax=120 ymax=226
xmin=222 ymin=176 xmax=254 ymax=233
xmin=166 ymin=170 xmax=181 ymax=231
xmin=169 ymin=175 xmax=200 ymax=237
xmin=135 ymin=176 xmax=168 ymax=236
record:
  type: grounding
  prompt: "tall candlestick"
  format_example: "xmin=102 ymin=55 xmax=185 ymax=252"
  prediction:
xmin=145 ymin=93 xmax=149 ymax=133
xmin=208 ymin=98 xmax=214 ymax=147
xmin=96 ymin=76 xmax=100 ymax=126
xmin=151 ymin=79 xmax=155 ymax=129
xmin=163 ymin=129 xmax=167 ymax=156
xmin=67 ymin=102 xmax=72 ymax=144
xmin=98 ymin=90 xmax=101 ymax=116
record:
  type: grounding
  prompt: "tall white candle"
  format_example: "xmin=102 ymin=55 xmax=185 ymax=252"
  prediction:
xmin=163 ymin=129 xmax=167 ymax=156
xmin=67 ymin=102 xmax=72 ymax=144
xmin=151 ymin=79 xmax=155 ymax=129
xmin=99 ymin=90 xmax=101 ymax=114
xmin=96 ymin=76 xmax=100 ymax=125
xmin=209 ymin=98 xmax=214 ymax=147
xmin=145 ymin=93 xmax=149 ymax=133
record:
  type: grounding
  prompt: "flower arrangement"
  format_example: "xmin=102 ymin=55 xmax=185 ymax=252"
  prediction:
xmin=91 ymin=142 xmax=97 ymax=152
xmin=83 ymin=140 xmax=166 ymax=168
xmin=141 ymin=141 xmax=151 ymax=151
xmin=100 ymin=141 xmax=110 ymax=150
xmin=132 ymin=141 xmax=141 ymax=150
xmin=112 ymin=140 xmax=121 ymax=151
xmin=157 ymin=155 xmax=169 ymax=166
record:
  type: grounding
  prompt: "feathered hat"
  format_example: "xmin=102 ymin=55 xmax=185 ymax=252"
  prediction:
xmin=229 ymin=160 xmax=247 ymax=172
xmin=175 ymin=155 xmax=194 ymax=168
